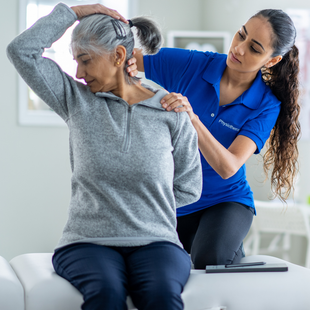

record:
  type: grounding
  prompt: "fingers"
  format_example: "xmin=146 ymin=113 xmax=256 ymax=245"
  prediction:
xmin=71 ymin=4 xmax=128 ymax=23
xmin=161 ymin=93 xmax=190 ymax=111
xmin=129 ymin=69 xmax=139 ymax=77
xmin=126 ymin=56 xmax=138 ymax=77
xmin=127 ymin=56 xmax=137 ymax=66
xmin=104 ymin=7 xmax=128 ymax=24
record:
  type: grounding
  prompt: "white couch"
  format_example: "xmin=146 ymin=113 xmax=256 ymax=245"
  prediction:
xmin=0 ymin=256 xmax=24 ymax=310
xmin=8 ymin=253 xmax=310 ymax=310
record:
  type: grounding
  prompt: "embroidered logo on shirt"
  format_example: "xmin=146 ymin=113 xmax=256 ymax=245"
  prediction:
xmin=218 ymin=119 xmax=240 ymax=132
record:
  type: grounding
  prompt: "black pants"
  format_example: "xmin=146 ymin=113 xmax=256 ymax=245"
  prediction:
xmin=177 ymin=201 xmax=254 ymax=269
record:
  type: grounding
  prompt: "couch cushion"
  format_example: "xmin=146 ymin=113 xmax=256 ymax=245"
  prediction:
xmin=0 ymin=256 xmax=24 ymax=310
xmin=10 ymin=253 xmax=310 ymax=310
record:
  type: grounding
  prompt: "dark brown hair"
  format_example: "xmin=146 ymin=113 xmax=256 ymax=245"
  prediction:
xmin=253 ymin=10 xmax=301 ymax=201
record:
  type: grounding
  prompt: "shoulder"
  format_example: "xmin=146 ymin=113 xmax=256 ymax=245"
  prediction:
xmin=175 ymin=111 xmax=196 ymax=134
xmin=148 ymin=47 xmax=221 ymax=63
xmin=260 ymin=82 xmax=281 ymax=109
xmin=243 ymin=72 xmax=281 ymax=111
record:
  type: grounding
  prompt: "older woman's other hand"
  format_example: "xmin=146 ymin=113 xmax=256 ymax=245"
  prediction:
xmin=71 ymin=4 xmax=128 ymax=23
xmin=161 ymin=93 xmax=196 ymax=121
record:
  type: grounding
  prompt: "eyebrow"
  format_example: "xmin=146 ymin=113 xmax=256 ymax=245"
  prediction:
xmin=242 ymin=25 xmax=265 ymax=51
xmin=77 ymin=53 xmax=89 ymax=58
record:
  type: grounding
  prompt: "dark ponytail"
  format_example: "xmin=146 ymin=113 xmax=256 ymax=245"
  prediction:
xmin=253 ymin=10 xmax=301 ymax=201
xmin=130 ymin=17 xmax=163 ymax=55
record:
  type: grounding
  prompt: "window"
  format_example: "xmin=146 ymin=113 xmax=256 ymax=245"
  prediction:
xmin=18 ymin=0 xmax=134 ymax=126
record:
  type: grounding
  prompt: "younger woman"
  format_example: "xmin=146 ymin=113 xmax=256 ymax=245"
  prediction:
xmin=128 ymin=9 xmax=300 ymax=269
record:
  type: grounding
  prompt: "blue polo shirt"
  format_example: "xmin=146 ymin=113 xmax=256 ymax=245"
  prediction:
xmin=144 ymin=48 xmax=281 ymax=216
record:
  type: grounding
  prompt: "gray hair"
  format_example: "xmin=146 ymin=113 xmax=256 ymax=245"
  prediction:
xmin=71 ymin=14 xmax=163 ymax=85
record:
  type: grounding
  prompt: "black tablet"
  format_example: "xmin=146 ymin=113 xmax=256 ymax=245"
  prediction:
xmin=205 ymin=262 xmax=288 ymax=273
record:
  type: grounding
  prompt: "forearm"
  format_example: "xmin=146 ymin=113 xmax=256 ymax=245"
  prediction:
xmin=191 ymin=115 xmax=243 ymax=179
xmin=7 ymin=3 xmax=77 ymax=119
xmin=7 ymin=4 xmax=76 ymax=65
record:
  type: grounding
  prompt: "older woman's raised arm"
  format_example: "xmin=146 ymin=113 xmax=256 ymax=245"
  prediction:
xmin=7 ymin=3 xmax=80 ymax=120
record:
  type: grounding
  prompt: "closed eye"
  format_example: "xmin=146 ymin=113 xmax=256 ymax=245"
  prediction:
xmin=238 ymin=31 xmax=245 ymax=40
xmin=251 ymin=46 xmax=260 ymax=53
xmin=238 ymin=31 xmax=260 ymax=54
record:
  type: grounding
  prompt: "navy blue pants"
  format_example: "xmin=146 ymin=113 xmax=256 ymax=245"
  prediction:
xmin=52 ymin=241 xmax=191 ymax=310
xmin=177 ymin=201 xmax=254 ymax=269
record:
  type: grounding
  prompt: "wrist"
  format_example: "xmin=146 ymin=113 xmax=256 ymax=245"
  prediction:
xmin=191 ymin=113 xmax=199 ymax=123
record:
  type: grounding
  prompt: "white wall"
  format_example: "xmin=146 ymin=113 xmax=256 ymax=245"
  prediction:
xmin=1 ymin=0 xmax=310 ymax=262
xmin=1 ymin=0 xmax=72 ymax=260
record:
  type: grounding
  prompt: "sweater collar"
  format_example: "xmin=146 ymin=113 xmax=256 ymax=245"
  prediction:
xmin=95 ymin=84 xmax=167 ymax=111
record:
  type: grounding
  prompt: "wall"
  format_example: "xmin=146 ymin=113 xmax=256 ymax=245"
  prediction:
xmin=1 ymin=0 xmax=310 ymax=263
xmin=0 ymin=0 xmax=72 ymax=260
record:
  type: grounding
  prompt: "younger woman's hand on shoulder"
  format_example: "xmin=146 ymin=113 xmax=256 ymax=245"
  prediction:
xmin=161 ymin=93 xmax=196 ymax=121
xmin=71 ymin=4 xmax=127 ymax=23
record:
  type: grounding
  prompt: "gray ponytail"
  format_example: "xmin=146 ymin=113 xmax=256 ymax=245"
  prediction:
xmin=71 ymin=14 xmax=162 ymax=85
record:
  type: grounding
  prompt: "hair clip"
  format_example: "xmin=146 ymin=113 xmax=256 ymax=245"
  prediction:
xmin=111 ymin=19 xmax=127 ymax=40
xmin=128 ymin=20 xmax=134 ymax=28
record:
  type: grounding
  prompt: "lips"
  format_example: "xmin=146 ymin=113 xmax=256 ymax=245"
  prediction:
xmin=86 ymin=80 xmax=94 ymax=85
xmin=230 ymin=52 xmax=241 ymax=63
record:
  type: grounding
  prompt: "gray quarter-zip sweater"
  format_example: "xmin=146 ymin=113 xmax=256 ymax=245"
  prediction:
xmin=7 ymin=3 xmax=202 ymax=249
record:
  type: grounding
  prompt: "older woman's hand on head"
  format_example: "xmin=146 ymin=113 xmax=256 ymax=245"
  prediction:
xmin=71 ymin=3 xmax=128 ymax=23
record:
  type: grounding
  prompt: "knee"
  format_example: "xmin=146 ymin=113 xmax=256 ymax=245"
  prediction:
xmin=83 ymin=281 xmax=127 ymax=310
xmin=191 ymin=245 xmax=233 ymax=269
xmin=143 ymin=288 xmax=183 ymax=310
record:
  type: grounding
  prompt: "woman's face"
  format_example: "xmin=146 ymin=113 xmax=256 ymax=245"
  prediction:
xmin=74 ymin=50 xmax=118 ymax=93
xmin=227 ymin=16 xmax=277 ymax=74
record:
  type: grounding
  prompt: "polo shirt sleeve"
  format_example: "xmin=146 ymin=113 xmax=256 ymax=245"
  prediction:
xmin=144 ymin=48 xmax=195 ymax=91
xmin=238 ymin=97 xmax=281 ymax=154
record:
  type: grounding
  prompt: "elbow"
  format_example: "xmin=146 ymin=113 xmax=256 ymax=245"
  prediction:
xmin=219 ymin=167 xmax=239 ymax=180
xmin=6 ymin=40 xmax=19 ymax=63
xmin=6 ymin=42 xmax=14 ymax=60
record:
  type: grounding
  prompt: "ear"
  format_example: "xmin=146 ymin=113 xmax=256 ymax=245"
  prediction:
xmin=264 ymin=55 xmax=282 ymax=68
xmin=114 ymin=45 xmax=127 ymax=67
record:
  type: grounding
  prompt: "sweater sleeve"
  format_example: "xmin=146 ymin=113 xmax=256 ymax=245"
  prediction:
xmin=172 ymin=112 xmax=202 ymax=208
xmin=6 ymin=3 xmax=79 ymax=121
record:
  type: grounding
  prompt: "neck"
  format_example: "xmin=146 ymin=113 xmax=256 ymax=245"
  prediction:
xmin=111 ymin=72 xmax=154 ymax=105
xmin=222 ymin=66 xmax=259 ymax=89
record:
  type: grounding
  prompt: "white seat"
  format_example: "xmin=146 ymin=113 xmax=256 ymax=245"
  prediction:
xmin=10 ymin=252 xmax=310 ymax=310
xmin=244 ymin=200 xmax=310 ymax=267
xmin=0 ymin=256 xmax=24 ymax=310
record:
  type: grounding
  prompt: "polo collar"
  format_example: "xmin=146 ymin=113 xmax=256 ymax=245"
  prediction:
xmin=202 ymin=53 xmax=266 ymax=110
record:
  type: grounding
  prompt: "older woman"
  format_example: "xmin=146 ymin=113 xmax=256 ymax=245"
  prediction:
xmin=7 ymin=3 xmax=202 ymax=310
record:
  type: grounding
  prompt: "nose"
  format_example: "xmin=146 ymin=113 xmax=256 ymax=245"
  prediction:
xmin=234 ymin=42 xmax=245 ymax=56
xmin=76 ymin=64 xmax=86 ymax=80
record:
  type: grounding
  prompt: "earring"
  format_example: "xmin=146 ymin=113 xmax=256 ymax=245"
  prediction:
xmin=116 ymin=61 xmax=120 ymax=65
